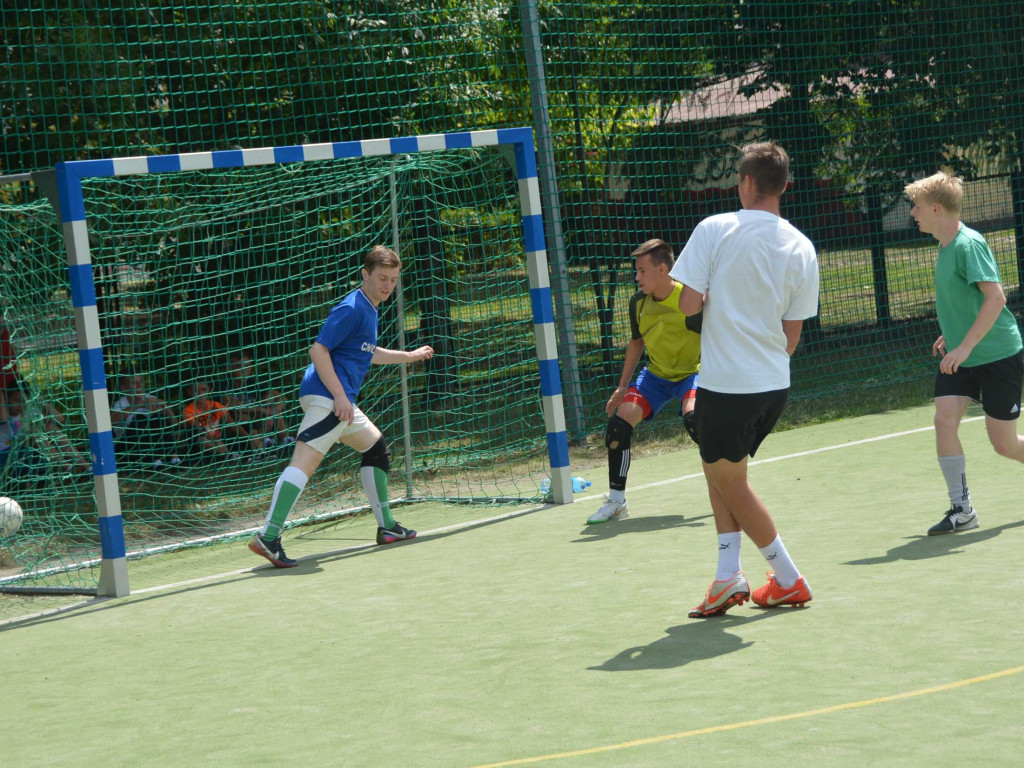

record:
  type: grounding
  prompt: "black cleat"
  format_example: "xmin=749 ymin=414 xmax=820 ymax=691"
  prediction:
xmin=376 ymin=522 xmax=417 ymax=545
xmin=927 ymin=506 xmax=979 ymax=536
xmin=248 ymin=534 xmax=298 ymax=567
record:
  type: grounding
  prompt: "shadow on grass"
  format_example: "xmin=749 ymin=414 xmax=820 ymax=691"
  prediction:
xmin=844 ymin=518 xmax=1024 ymax=565
xmin=590 ymin=610 xmax=800 ymax=672
xmin=1 ymin=508 xmax=548 ymax=631
xmin=0 ymin=572 xmax=259 ymax=632
xmin=305 ymin=504 xmax=549 ymax=567
xmin=571 ymin=513 xmax=713 ymax=542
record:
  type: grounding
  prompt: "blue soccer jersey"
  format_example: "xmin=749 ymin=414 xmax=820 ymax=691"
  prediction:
xmin=298 ymin=288 xmax=378 ymax=400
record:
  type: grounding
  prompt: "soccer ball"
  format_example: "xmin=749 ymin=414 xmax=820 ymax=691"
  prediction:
xmin=0 ymin=497 xmax=23 ymax=537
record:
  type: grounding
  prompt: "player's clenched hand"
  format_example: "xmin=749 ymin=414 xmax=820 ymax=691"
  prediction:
xmin=940 ymin=345 xmax=970 ymax=375
xmin=606 ymin=387 xmax=626 ymax=417
xmin=334 ymin=394 xmax=354 ymax=425
xmin=409 ymin=345 xmax=434 ymax=363
xmin=932 ymin=335 xmax=946 ymax=357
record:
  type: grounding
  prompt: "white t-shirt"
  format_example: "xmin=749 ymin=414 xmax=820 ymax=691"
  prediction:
xmin=110 ymin=395 xmax=156 ymax=438
xmin=670 ymin=209 xmax=819 ymax=394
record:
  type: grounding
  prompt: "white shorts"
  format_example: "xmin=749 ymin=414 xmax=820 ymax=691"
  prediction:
xmin=296 ymin=395 xmax=374 ymax=455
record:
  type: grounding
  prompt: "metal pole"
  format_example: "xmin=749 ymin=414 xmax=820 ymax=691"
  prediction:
xmin=47 ymin=165 xmax=129 ymax=597
xmin=518 ymin=0 xmax=587 ymax=442
xmin=389 ymin=170 xmax=415 ymax=499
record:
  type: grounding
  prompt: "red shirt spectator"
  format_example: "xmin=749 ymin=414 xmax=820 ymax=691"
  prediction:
xmin=1 ymin=326 xmax=18 ymax=391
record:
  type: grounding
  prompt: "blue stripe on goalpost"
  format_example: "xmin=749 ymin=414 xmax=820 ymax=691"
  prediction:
xmin=53 ymin=162 xmax=128 ymax=597
xmin=97 ymin=515 xmax=127 ymax=560
xmin=53 ymin=128 xmax=574 ymax=596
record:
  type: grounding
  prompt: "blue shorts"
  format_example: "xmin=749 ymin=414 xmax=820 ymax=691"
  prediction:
xmin=622 ymin=368 xmax=698 ymax=421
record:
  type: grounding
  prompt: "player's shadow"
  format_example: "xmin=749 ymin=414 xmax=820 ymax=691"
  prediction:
xmin=590 ymin=611 xmax=780 ymax=672
xmin=844 ymin=518 xmax=1024 ymax=565
xmin=306 ymin=506 xmax=550 ymax=567
xmin=252 ymin=558 xmax=325 ymax=577
xmin=571 ymin=513 xmax=712 ymax=542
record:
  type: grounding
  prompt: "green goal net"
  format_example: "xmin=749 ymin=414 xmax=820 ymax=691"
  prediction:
xmin=0 ymin=144 xmax=554 ymax=591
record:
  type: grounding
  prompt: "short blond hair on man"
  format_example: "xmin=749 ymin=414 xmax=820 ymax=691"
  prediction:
xmin=903 ymin=171 xmax=964 ymax=214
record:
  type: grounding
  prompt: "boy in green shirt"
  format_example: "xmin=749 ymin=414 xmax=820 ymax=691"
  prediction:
xmin=906 ymin=171 xmax=1024 ymax=535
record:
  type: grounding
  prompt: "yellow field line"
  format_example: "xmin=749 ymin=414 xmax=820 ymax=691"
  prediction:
xmin=470 ymin=664 xmax=1024 ymax=768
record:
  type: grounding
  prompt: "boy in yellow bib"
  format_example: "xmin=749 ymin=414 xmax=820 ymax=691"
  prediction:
xmin=588 ymin=239 xmax=702 ymax=523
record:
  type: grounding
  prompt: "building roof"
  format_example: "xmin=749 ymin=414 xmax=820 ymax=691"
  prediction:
xmin=658 ymin=69 xmax=786 ymax=125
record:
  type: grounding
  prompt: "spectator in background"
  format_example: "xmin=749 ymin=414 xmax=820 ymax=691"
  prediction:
xmin=217 ymin=350 xmax=292 ymax=449
xmin=27 ymin=398 xmax=91 ymax=475
xmin=1 ymin=325 xmax=24 ymax=392
xmin=0 ymin=387 xmax=25 ymax=471
xmin=182 ymin=379 xmax=260 ymax=462
xmin=111 ymin=370 xmax=181 ymax=470
xmin=1 ymin=387 xmax=87 ymax=478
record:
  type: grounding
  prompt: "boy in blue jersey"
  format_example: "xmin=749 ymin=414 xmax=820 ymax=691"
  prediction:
xmin=905 ymin=172 xmax=1024 ymax=536
xmin=250 ymin=246 xmax=434 ymax=567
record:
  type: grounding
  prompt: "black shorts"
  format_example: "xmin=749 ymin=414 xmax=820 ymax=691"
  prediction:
xmin=695 ymin=387 xmax=789 ymax=463
xmin=934 ymin=349 xmax=1024 ymax=420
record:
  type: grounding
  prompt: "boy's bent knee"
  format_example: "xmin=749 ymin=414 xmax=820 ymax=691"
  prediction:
xmin=605 ymin=415 xmax=634 ymax=451
xmin=360 ymin=436 xmax=390 ymax=472
xmin=990 ymin=434 xmax=1024 ymax=460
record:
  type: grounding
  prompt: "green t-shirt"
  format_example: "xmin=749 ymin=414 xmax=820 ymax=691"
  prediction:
xmin=935 ymin=225 xmax=1022 ymax=366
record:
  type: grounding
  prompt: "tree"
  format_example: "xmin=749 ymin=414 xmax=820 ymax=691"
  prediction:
xmin=535 ymin=0 xmax=724 ymax=373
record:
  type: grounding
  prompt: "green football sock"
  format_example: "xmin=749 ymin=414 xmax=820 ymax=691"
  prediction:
xmin=360 ymin=465 xmax=395 ymax=528
xmin=262 ymin=466 xmax=308 ymax=540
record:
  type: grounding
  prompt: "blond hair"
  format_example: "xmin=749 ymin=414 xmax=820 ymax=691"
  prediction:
xmin=631 ymin=238 xmax=675 ymax=269
xmin=363 ymin=245 xmax=402 ymax=273
xmin=903 ymin=171 xmax=963 ymax=214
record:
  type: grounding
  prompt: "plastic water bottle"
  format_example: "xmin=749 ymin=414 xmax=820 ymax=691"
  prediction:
xmin=541 ymin=477 xmax=591 ymax=495
xmin=571 ymin=476 xmax=591 ymax=493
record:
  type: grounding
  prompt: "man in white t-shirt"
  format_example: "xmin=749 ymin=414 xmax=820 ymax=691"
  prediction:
xmin=669 ymin=142 xmax=820 ymax=618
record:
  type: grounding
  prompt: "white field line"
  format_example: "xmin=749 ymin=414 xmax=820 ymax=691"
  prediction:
xmin=573 ymin=416 xmax=982 ymax=503
xmin=2 ymin=415 xmax=978 ymax=627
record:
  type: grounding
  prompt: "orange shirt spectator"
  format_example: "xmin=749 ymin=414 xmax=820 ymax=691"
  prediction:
xmin=183 ymin=380 xmax=232 ymax=437
xmin=183 ymin=396 xmax=229 ymax=440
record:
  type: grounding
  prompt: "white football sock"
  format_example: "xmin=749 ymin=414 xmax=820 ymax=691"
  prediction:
xmin=937 ymin=455 xmax=970 ymax=510
xmin=758 ymin=535 xmax=800 ymax=588
xmin=715 ymin=532 xmax=743 ymax=581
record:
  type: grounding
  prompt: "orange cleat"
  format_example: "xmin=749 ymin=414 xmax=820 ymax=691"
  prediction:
xmin=688 ymin=572 xmax=750 ymax=618
xmin=751 ymin=571 xmax=812 ymax=608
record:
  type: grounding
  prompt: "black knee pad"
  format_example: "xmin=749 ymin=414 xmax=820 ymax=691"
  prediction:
xmin=682 ymin=409 xmax=700 ymax=446
xmin=605 ymin=415 xmax=634 ymax=451
xmin=360 ymin=436 xmax=390 ymax=472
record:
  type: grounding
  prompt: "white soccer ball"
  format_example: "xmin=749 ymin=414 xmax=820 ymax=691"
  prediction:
xmin=0 ymin=497 xmax=23 ymax=537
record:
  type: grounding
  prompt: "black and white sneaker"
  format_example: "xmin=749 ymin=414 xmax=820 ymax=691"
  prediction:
xmin=376 ymin=522 xmax=417 ymax=545
xmin=927 ymin=506 xmax=979 ymax=536
xmin=248 ymin=534 xmax=298 ymax=567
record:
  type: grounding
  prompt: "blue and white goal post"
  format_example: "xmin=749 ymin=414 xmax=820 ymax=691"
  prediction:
xmin=53 ymin=127 xmax=574 ymax=597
